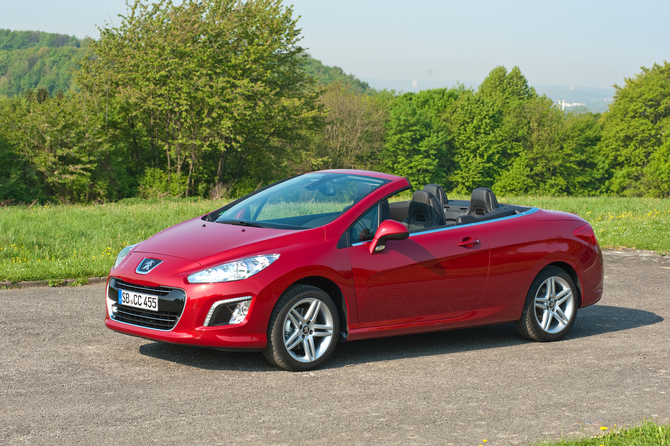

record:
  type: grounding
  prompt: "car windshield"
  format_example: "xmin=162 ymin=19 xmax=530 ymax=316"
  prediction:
xmin=215 ymin=173 xmax=389 ymax=229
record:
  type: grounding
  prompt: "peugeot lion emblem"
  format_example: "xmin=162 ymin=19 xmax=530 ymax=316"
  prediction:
xmin=136 ymin=258 xmax=164 ymax=275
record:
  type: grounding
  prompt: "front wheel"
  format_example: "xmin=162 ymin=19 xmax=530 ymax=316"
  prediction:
xmin=515 ymin=266 xmax=578 ymax=342
xmin=263 ymin=285 xmax=339 ymax=371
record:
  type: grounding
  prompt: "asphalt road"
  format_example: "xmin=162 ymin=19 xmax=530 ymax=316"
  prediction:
xmin=1 ymin=251 xmax=669 ymax=446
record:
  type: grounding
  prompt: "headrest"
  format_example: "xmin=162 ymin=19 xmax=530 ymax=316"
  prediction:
xmin=469 ymin=187 xmax=498 ymax=215
xmin=354 ymin=182 xmax=375 ymax=202
xmin=411 ymin=190 xmax=433 ymax=206
xmin=423 ymin=184 xmax=448 ymax=206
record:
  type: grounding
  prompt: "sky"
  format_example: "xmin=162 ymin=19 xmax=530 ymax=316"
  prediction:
xmin=0 ymin=0 xmax=668 ymax=89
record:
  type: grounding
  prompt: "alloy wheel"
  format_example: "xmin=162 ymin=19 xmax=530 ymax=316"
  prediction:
xmin=533 ymin=276 xmax=576 ymax=334
xmin=282 ymin=297 xmax=335 ymax=363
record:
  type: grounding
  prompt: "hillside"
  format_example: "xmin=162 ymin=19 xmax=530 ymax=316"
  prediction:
xmin=0 ymin=29 xmax=371 ymax=98
xmin=0 ymin=29 xmax=87 ymax=96
xmin=302 ymin=56 xmax=372 ymax=94
xmin=0 ymin=29 xmax=84 ymax=51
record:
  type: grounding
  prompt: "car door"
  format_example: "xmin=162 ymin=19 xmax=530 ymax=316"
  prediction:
xmin=347 ymin=212 xmax=490 ymax=328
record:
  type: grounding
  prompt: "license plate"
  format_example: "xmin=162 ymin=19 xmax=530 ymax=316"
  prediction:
xmin=118 ymin=289 xmax=159 ymax=312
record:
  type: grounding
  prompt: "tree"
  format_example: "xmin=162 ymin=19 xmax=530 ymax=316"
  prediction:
xmin=298 ymin=82 xmax=388 ymax=172
xmin=76 ymin=0 xmax=321 ymax=198
xmin=493 ymin=98 xmax=601 ymax=196
xmin=447 ymin=65 xmax=603 ymax=196
xmin=0 ymin=93 xmax=105 ymax=202
xmin=448 ymin=92 xmax=508 ymax=192
xmin=478 ymin=66 xmax=537 ymax=102
xmin=599 ymin=61 xmax=670 ymax=197
xmin=382 ymin=90 xmax=455 ymax=188
xmin=448 ymin=67 xmax=539 ymax=193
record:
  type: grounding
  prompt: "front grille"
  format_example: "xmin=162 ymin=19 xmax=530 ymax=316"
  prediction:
xmin=112 ymin=305 xmax=181 ymax=330
xmin=109 ymin=278 xmax=186 ymax=331
xmin=115 ymin=280 xmax=172 ymax=296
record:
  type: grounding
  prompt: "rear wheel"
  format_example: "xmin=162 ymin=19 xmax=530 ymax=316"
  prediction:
xmin=515 ymin=266 xmax=578 ymax=342
xmin=263 ymin=285 xmax=339 ymax=371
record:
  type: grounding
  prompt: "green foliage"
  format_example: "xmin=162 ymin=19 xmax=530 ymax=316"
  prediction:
xmin=138 ymin=167 xmax=187 ymax=198
xmin=0 ymin=29 xmax=83 ymax=51
xmin=1 ymin=20 xmax=669 ymax=203
xmin=449 ymin=92 xmax=507 ymax=191
xmin=478 ymin=65 xmax=538 ymax=101
xmin=302 ymin=56 xmax=371 ymax=94
xmin=77 ymin=0 xmax=322 ymax=199
xmin=0 ymin=30 xmax=87 ymax=97
xmin=297 ymin=82 xmax=389 ymax=172
xmin=382 ymin=88 xmax=460 ymax=188
xmin=449 ymin=67 xmax=541 ymax=194
xmin=448 ymin=66 xmax=603 ymax=197
xmin=0 ymin=93 xmax=108 ymax=203
xmin=493 ymin=99 xmax=602 ymax=196
xmin=599 ymin=61 xmax=670 ymax=197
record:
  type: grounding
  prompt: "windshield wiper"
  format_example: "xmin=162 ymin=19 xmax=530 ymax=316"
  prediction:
xmin=216 ymin=220 xmax=273 ymax=228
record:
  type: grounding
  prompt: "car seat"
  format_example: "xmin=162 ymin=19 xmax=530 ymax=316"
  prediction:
xmin=403 ymin=190 xmax=446 ymax=232
xmin=467 ymin=187 xmax=498 ymax=216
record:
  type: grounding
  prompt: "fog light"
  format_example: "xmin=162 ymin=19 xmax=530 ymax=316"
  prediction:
xmin=204 ymin=296 xmax=252 ymax=327
xmin=229 ymin=300 xmax=251 ymax=325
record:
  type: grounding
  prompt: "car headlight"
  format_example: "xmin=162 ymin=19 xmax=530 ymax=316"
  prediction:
xmin=187 ymin=254 xmax=280 ymax=284
xmin=114 ymin=244 xmax=137 ymax=268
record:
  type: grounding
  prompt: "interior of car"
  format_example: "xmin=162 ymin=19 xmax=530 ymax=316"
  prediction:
xmin=386 ymin=184 xmax=531 ymax=233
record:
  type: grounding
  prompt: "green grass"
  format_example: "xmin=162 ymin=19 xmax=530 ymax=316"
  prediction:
xmin=530 ymin=420 xmax=670 ymax=446
xmin=0 ymin=198 xmax=228 ymax=283
xmin=501 ymin=196 xmax=670 ymax=253
xmin=0 ymin=196 xmax=669 ymax=283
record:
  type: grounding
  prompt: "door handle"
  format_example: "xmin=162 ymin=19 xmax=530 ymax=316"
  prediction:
xmin=458 ymin=238 xmax=480 ymax=248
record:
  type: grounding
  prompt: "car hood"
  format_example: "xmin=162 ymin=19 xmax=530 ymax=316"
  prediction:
xmin=134 ymin=217 xmax=325 ymax=266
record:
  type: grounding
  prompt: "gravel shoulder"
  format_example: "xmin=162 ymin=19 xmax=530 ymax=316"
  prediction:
xmin=1 ymin=251 xmax=669 ymax=445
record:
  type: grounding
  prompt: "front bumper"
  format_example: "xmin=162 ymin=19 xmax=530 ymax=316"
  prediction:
xmin=105 ymin=273 xmax=274 ymax=350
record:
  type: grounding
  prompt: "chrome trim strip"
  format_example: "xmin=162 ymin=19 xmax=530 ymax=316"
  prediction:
xmin=204 ymin=296 xmax=253 ymax=327
xmin=351 ymin=207 xmax=539 ymax=247
xmin=115 ymin=280 xmax=171 ymax=295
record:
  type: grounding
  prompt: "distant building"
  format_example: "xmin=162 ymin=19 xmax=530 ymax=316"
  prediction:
xmin=556 ymin=99 xmax=586 ymax=110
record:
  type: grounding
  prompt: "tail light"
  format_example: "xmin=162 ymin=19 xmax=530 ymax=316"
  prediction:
xmin=574 ymin=224 xmax=597 ymax=246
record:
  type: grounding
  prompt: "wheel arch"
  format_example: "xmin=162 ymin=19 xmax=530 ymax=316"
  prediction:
xmin=545 ymin=261 xmax=583 ymax=307
xmin=293 ymin=276 xmax=348 ymax=342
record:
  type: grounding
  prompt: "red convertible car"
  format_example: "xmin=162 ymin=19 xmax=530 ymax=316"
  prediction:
xmin=105 ymin=170 xmax=604 ymax=370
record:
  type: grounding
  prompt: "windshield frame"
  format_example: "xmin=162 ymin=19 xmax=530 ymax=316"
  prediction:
xmin=204 ymin=172 xmax=391 ymax=230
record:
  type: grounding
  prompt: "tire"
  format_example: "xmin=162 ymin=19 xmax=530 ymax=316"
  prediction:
xmin=515 ymin=266 xmax=578 ymax=342
xmin=263 ymin=285 xmax=339 ymax=371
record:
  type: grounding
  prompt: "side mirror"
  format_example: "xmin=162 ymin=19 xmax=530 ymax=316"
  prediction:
xmin=369 ymin=220 xmax=409 ymax=254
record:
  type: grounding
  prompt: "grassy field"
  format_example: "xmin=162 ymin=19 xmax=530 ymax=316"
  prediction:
xmin=500 ymin=195 xmax=670 ymax=253
xmin=0 ymin=198 xmax=229 ymax=283
xmin=1 ymin=195 xmax=669 ymax=283
xmin=530 ymin=420 xmax=670 ymax=446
